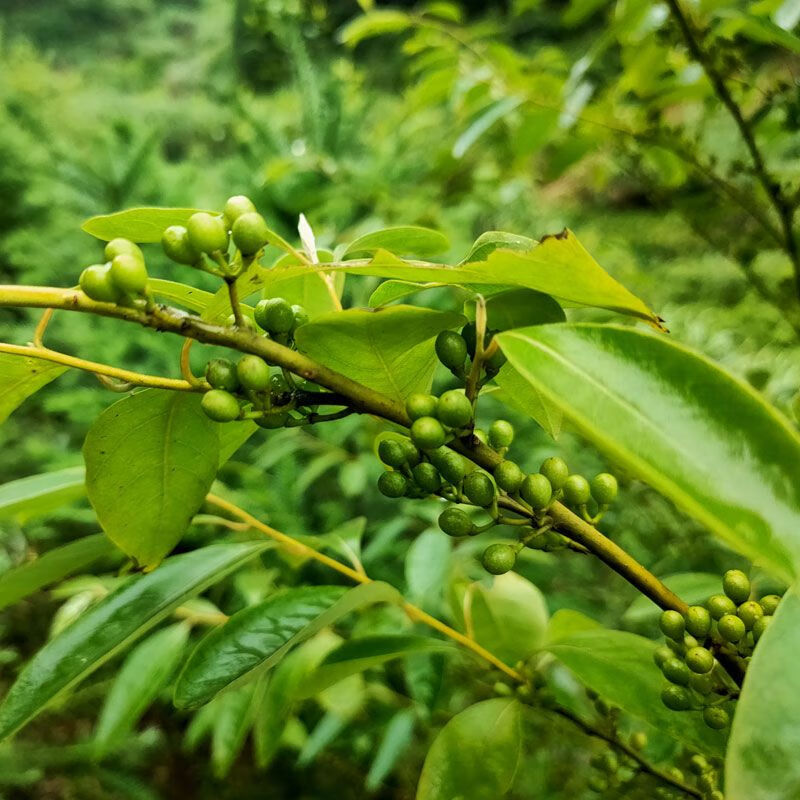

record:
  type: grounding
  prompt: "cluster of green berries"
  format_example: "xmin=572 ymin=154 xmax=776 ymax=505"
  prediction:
xmin=655 ymin=569 xmax=780 ymax=730
xmin=79 ymin=238 xmax=150 ymax=304
xmin=434 ymin=324 xmax=506 ymax=380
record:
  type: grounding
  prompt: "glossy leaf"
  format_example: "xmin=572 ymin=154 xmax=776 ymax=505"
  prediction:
xmin=343 ymin=226 xmax=449 ymax=258
xmin=368 ymin=280 xmax=449 ymax=307
xmin=622 ymin=573 xmax=720 ymax=630
xmin=494 ymin=365 xmax=562 ymax=439
xmin=81 ymin=208 xmax=208 ymax=243
xmin=211 ymin=684 xmax=256 ymax=778
xmin=0 ymin=542 xmax=268 ymax=740
xmin=366 ymin=708 xmax=416 ymax=791
xmin=0 ymin=466 xmax=86 ymax=523
xmin=295 ymin=306 xmax=464 ymax=403
xmin=496 ymin=324 xmax=800 ymax=583
xmin=0 ymin=535 xmax=119 ymax=612
xmin=417 ymin=698 xmax=522 ymax=800
xmin=0 ymin=353 xmax=66 ymax=425
xmin=94 ymin=622 xmax=190 ymax=756
xmin=460 ymin=230 xmax=536 ymax=264
xmin=174 ymin=582 xmax=400 ymax=709
xmin=484 ymin=289 xmax=565 ymax=330
xmin=83 ymin=390 xmax=220 ymax=568
xmin=726 ymin=585 xmax=797 ymax=799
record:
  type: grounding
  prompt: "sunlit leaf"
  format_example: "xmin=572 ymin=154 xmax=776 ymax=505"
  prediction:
xmin=0 ymin=467 xmax=86 ymax=523
xmin=343 ymin=226 xmax=450 ymax=258
xmin=0 ymin=354 xmax=66 ymax=425
xmin=81 ymin=208 xmax=209 ymax=243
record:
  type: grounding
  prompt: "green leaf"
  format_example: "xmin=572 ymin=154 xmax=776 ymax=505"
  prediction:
xmin=366 ymin=708 xmax=416 ymax=791
xmin=716 ymin=8 xmax=800 ymax=54
xmin=0 ymin=542 xmax=268 ymax=740
xmin=0 ymin=535 xmax=119 ymax=612
xmin=460 ymin=231 xmax=536 ymax=264
xmin=726 ymin=585 xmax=797 ymax=799
xmin=260 ymin=250 xmax=345 ymax=318
xmin=343 ymin=226 xmax=450 ymax=258
xmin=338 ymin=10 xmax=413 ymax=46
xmin=494 ymin=365 xmax=562 ymax=439
xmin=405 ymin=529 xmax=451 ymax=611
xmin=545 ymin=608 xmax=603 ymax=642
xmin=148 ymin=279 xmax=215 ymax=313
xmin=83 ymin=390 xmax=220 ymax=568
xmin=81 ymin=208 xmax=208 ymax=243
xmin=417 ymin=698 xmax=522 ymax=800
xmin=452 ymin=97 xmax=523 ymax=159
xmin=0 ymin=353 xmax=66 ymax=425
xmin=622 ymin=573 xmax=721 ymax=631
xmin=295 ymin=517 xmax=366 ymax=570
xmin=297 ymin=711 xmax=348 ymax=766
xmin=94 ymin=622 xmax=190 ymax=756
xmin=295 ymin=306 xmax=464 ymax=403
xmin=174 ymin=582 xmax=400 ymax=709
xmin=211 ymin=684 xmax=256 ymax=778
xmin=496 ymin=324 xmax=800 ymax=583
xmin=368 ymin=280 xmax=449 ymax=307
xmin=484 ymin=289 xmax=565 ymax=330
xmin=0 ymin=467 xmax=86 ymax=523
xmin=546 ymin=615 xmax=726 ymax=755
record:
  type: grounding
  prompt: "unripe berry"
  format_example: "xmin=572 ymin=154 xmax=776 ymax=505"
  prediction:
xmin=109 ymin=253 xmax=148 ymax=295
xmin=520 ymin=473 xmax=552 ymax=510
xmin=539 ymin=456 xmax=569 ymax=490
xmin=685 ymin=646 xmax=714 ymax=674
xmin=412 ymin=462 xmax=441 ymax=494
xmin=707 ymin=594 xmax=736 ymax=620
xmin=752 ymin=615 xmax=771 ymax=642
xmin=590 ymin=473 xmax=618 ymax=505
xmin=587 ymin=775 xmax=607 ymax=793
xmin=484 ymin=343 xmax=506 ymax=373
xmin=702 ymin=706 xmax=729 ymax=730
xmin=187 ymin=212 xmax=229 ymax=254
xmin=662 ymin=657 xmax=690 ymax=686
xmin=223 ymin=194 xmax=256 ymax=226
xmin=723 ymin=569 xmax=751 ymax=604
xmin=255 ymin=297 xmax=295 ymax=334
xmin=683 ymin=633 xmax=699 ymax=650
xmin=659 ymin=610 xmax=686 ymax=640
xmin=401 ymin=440 xmax=422 ymax=467
xmin=410 ymin=417 xmax=446 ymax=451
xmin=493 ymin=460 xmax=525 ymax=493
xmin=653 ymin=645 xmax=673 ymax=668
xmin=377 ymin=471 xmax=408 ymax=498
xmin=718 ymin=614 xmax=746 ymax=643
xmin=737 ymin=600 xmax=763 ymax=630
xmin=162 ymin=225 xmax=201 ymax=265
xmin=201 ymin=389 xmax=240 ymax=422
xmin=429 ymin=447 xmax=466 ymax=485
xmin=463 ymin=471 xmax=495 ymax=507
xmin=685 ymin=605 xmax=712 ymax=639
xmin=481 ymin=543 xmax=516 ymax=575
xmin=629 ymin=732 xmax=647 ymax=751
xmin=232 ymin=212 xmax=270 ymax=255
xmin=405 ymin=392 xmax=438 ymax=421
xmin=760 ymin=594 xmax=781 ymax=615
xmin=689 ymin=672 xmax=714 ymax=695
xmin=256 ymin=410 xmax=289 ymax=429
xmin=438 ymin=507 xmax=475 ymax=537
xmin=291 ymin=304 xmax=309 ymax=329
xmin=598 ymin=751 xmax=618 ymax=774
xmin=104 ymin=238 xmax=143 ymax=262
xmin=237 ymin=355 xmax=271 ymax=391
xmin=488 ymin=420 xmax=514 ymax=448
xmin=563 ymin=474 xmax=591 ymax=506
xmin=79 ymin=264 xmax=121 ymax=303
xmin=227 ymin=313 xmax=257 ymax=332
xmin=205 ymin=358 xmax=240 ymax=392
xmin=461 ymin=322 xmax=478 ymax=358
xmin=437 ymin=390 xmax=473 ymax=428
xmin=689 ymin=755 xmax=709 ymax=775
xmin=661 ymin=685 xmax=691 ymax=711
xmin=378 ymin=439 xmax=407 ymax=468
xmin=435 ymin=330 xmax=468 ymax=371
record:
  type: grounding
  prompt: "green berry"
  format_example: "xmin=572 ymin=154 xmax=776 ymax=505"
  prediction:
xmin=629 ymin=732 xmax=647 ymax=751
xmin=759 ymin=594 xmax=781 ymax=615
xmin=461 ymin=321 xmax=478 ymax=357
xmin=205 ymin=358 xmax=240 ymax=392
xmin=718 ymin=614 xmax=746 ymax=643
xmin=707 ymin=594 xmax=736 ymax=620
xmin=438 ymin=507 xmax=474 ymax=537
xmin=481 ymin=543 xmax=516 ymax=575
xmin=563 ymin=474 xmax=591 ymax=506
xmin=79 ymin=264 xmax=121 ymax=303
xmin=255 ymin=297 xmax=295 ymax=334
xmin=685 ymin=647 xmax=714 ymax=674
xmin=493 ymin=460 xmax=525 ymax=493
xmin=410 ymin=417 xmax=446 ymax=451
xmin=737 ymin=600 xmax=763 ymax=630
xmin=539 ymin=457 xmax=569 ymax=490
xmin=378 ymin=471 xmax=408 ymax=498
xmin=435 ymin=330 xmax=468 ymax=371
xmin=186 ymin=212 xmax=229 ymax=254
xmin=256 ymin=411 xmax=289 ymax=429
xmin=223 ymin=194 xmax=256 ymax=226
xmin=109 ymin=253 xmax=148 ymax=295
xmin=590 ymin=473 xmax=618 ymax=505
xmin=723 ymin=569 xmax=751 ymax=604
xmin=412 ymin=462 xmax=441 ymax=494
xmin=405 ymin=393 xmax=438 ymax=421
xmin=752 ymin=615 xmax=771 ymax=642
xmin=685 ymin=605 xmax=712 ymax=639
xmin=162 ymin=225 xmax=201 ymax=265
xmin=201 ymin=389 xmax=240 ymax=422
xmin=661 ymin=685 xmax=691 ymax=711
xmin=689 ymin=672 xmax=715 ymax=695
xmin=519 ymin=473 xmax=552 ymax=510
xmin=378 ymin=439 xmax=407 ymax=468
xmin=104 ymin=238 xmax=143 ymax=262
xmin=661 ymin=657 xmax=691 ymax=686
xmin=463 ymin=471 xmax=495 ymax=507
xmin=587 ymin=775 xmax=607 ymax=793
xmin=689 ymin=755 xmax=709 ymax=775
xmin=488 ymin=420 xmax=514 ymax=449
xmin=659 ymin=610 xmax=686 ymax=640
xmin=401 ymin=439 xmax=422 ymax=467
xmin=598 ymin=751 xmax=618 ymax=774
xmin=702 ymin=706 xmax=729 ymax=730
xmin=484 ymin=343 xmax=506 ymax=373
xmin=232 ymin=212 xmax=270 ymax=255
xmin=291 ymin=304 xmax=309 ymax=329
xmin=437 ymin=390 xmax=473 ymax=428
xmin=653 ymin=645 xmax=674 ymax=668
xmin=683 ymin=633 xmax=699 ymax=650
xmin=428 ymin=447 xmax=467 ymax=485
xmin=237 ymin=355 xmax=271 ymax=391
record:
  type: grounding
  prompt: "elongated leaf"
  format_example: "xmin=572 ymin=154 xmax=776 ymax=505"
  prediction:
xmin=0 ymin=542 xmax=268 ymax=740
xmin=0 ymin=467 xmax=86 ymax=523
xmin=211 ymin=684 xmax=256 ymax=778
xmin=366 ymin=708 xmax=416 ymax=791
xmin=405 ymin=529 xmax=451 ymax=611
xmin=174 ymin=582 xmax=400 ymax=709
xmin=0 ymin=353 xmax=66 ymax=425
xmin=0 ymin=536 xmax=119 ymax=612
xmin=148 ymin=279 xmax=215 ymax=313
xmin=94 ymin=622 xmax=190 ymax=755
xmin=453 ymin=97 xmax=523 ymax=159
xmin=546 ymin=613 xmax=726 ymax=755
xmin=295 ymin=307 xmax=464 ymax=403
xmin=726 ymin=586 xmax=796 ymax=799
xmin=338 ymin=10 xmax=413 ymax=46
xmin=343 ymin=226 xmax=449 ymax=258
xmin=622 ymin=573 xmax=720 ymax=630
xmin=84 ymin=390 xmax=220 ymax=568
xmin=368 ymin=280 xmax=448 ymax=307
xmin=297 ymin=711 xmax=348 ymax=766
xmin=81 ymin=208 xmax=209 ymax=243
xmin=417 ymin=698 xmax=522 ymax=800
xmin=460 ymin=231 xmax=536 ymax=264
xmin=496 ymin=324 xmax=800 ymax=583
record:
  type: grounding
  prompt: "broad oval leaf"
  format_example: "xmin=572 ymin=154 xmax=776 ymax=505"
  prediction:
xmin=0 ymin=542 xmax=268 ymax=740
xmin=725 ymin=585 xmax=798 ymax=799
xmin=0 ymin=353 xmax=66 ymax=425
xmin=343 ymin=226 xmax=449 ymax=258
xmin=622 ymin=573 xmax=721 ymax=631
xmin=417 ymin=698 xmax=522 ymax=800
xmin=83 ymin=390 xmax=220 ymax=568
xmin=496 ymin=324 xmax=800 ymax=583
xmin=0 ymin=466 xmax=86 ymax=523
xmin=174 ymin=581 xmax=400 ymax=709
xmin=81 ymin=208 xmax=209 ymax=243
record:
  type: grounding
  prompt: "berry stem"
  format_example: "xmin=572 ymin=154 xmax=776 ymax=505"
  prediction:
xmin=179 ymin=338 xmax=203 ymax=388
